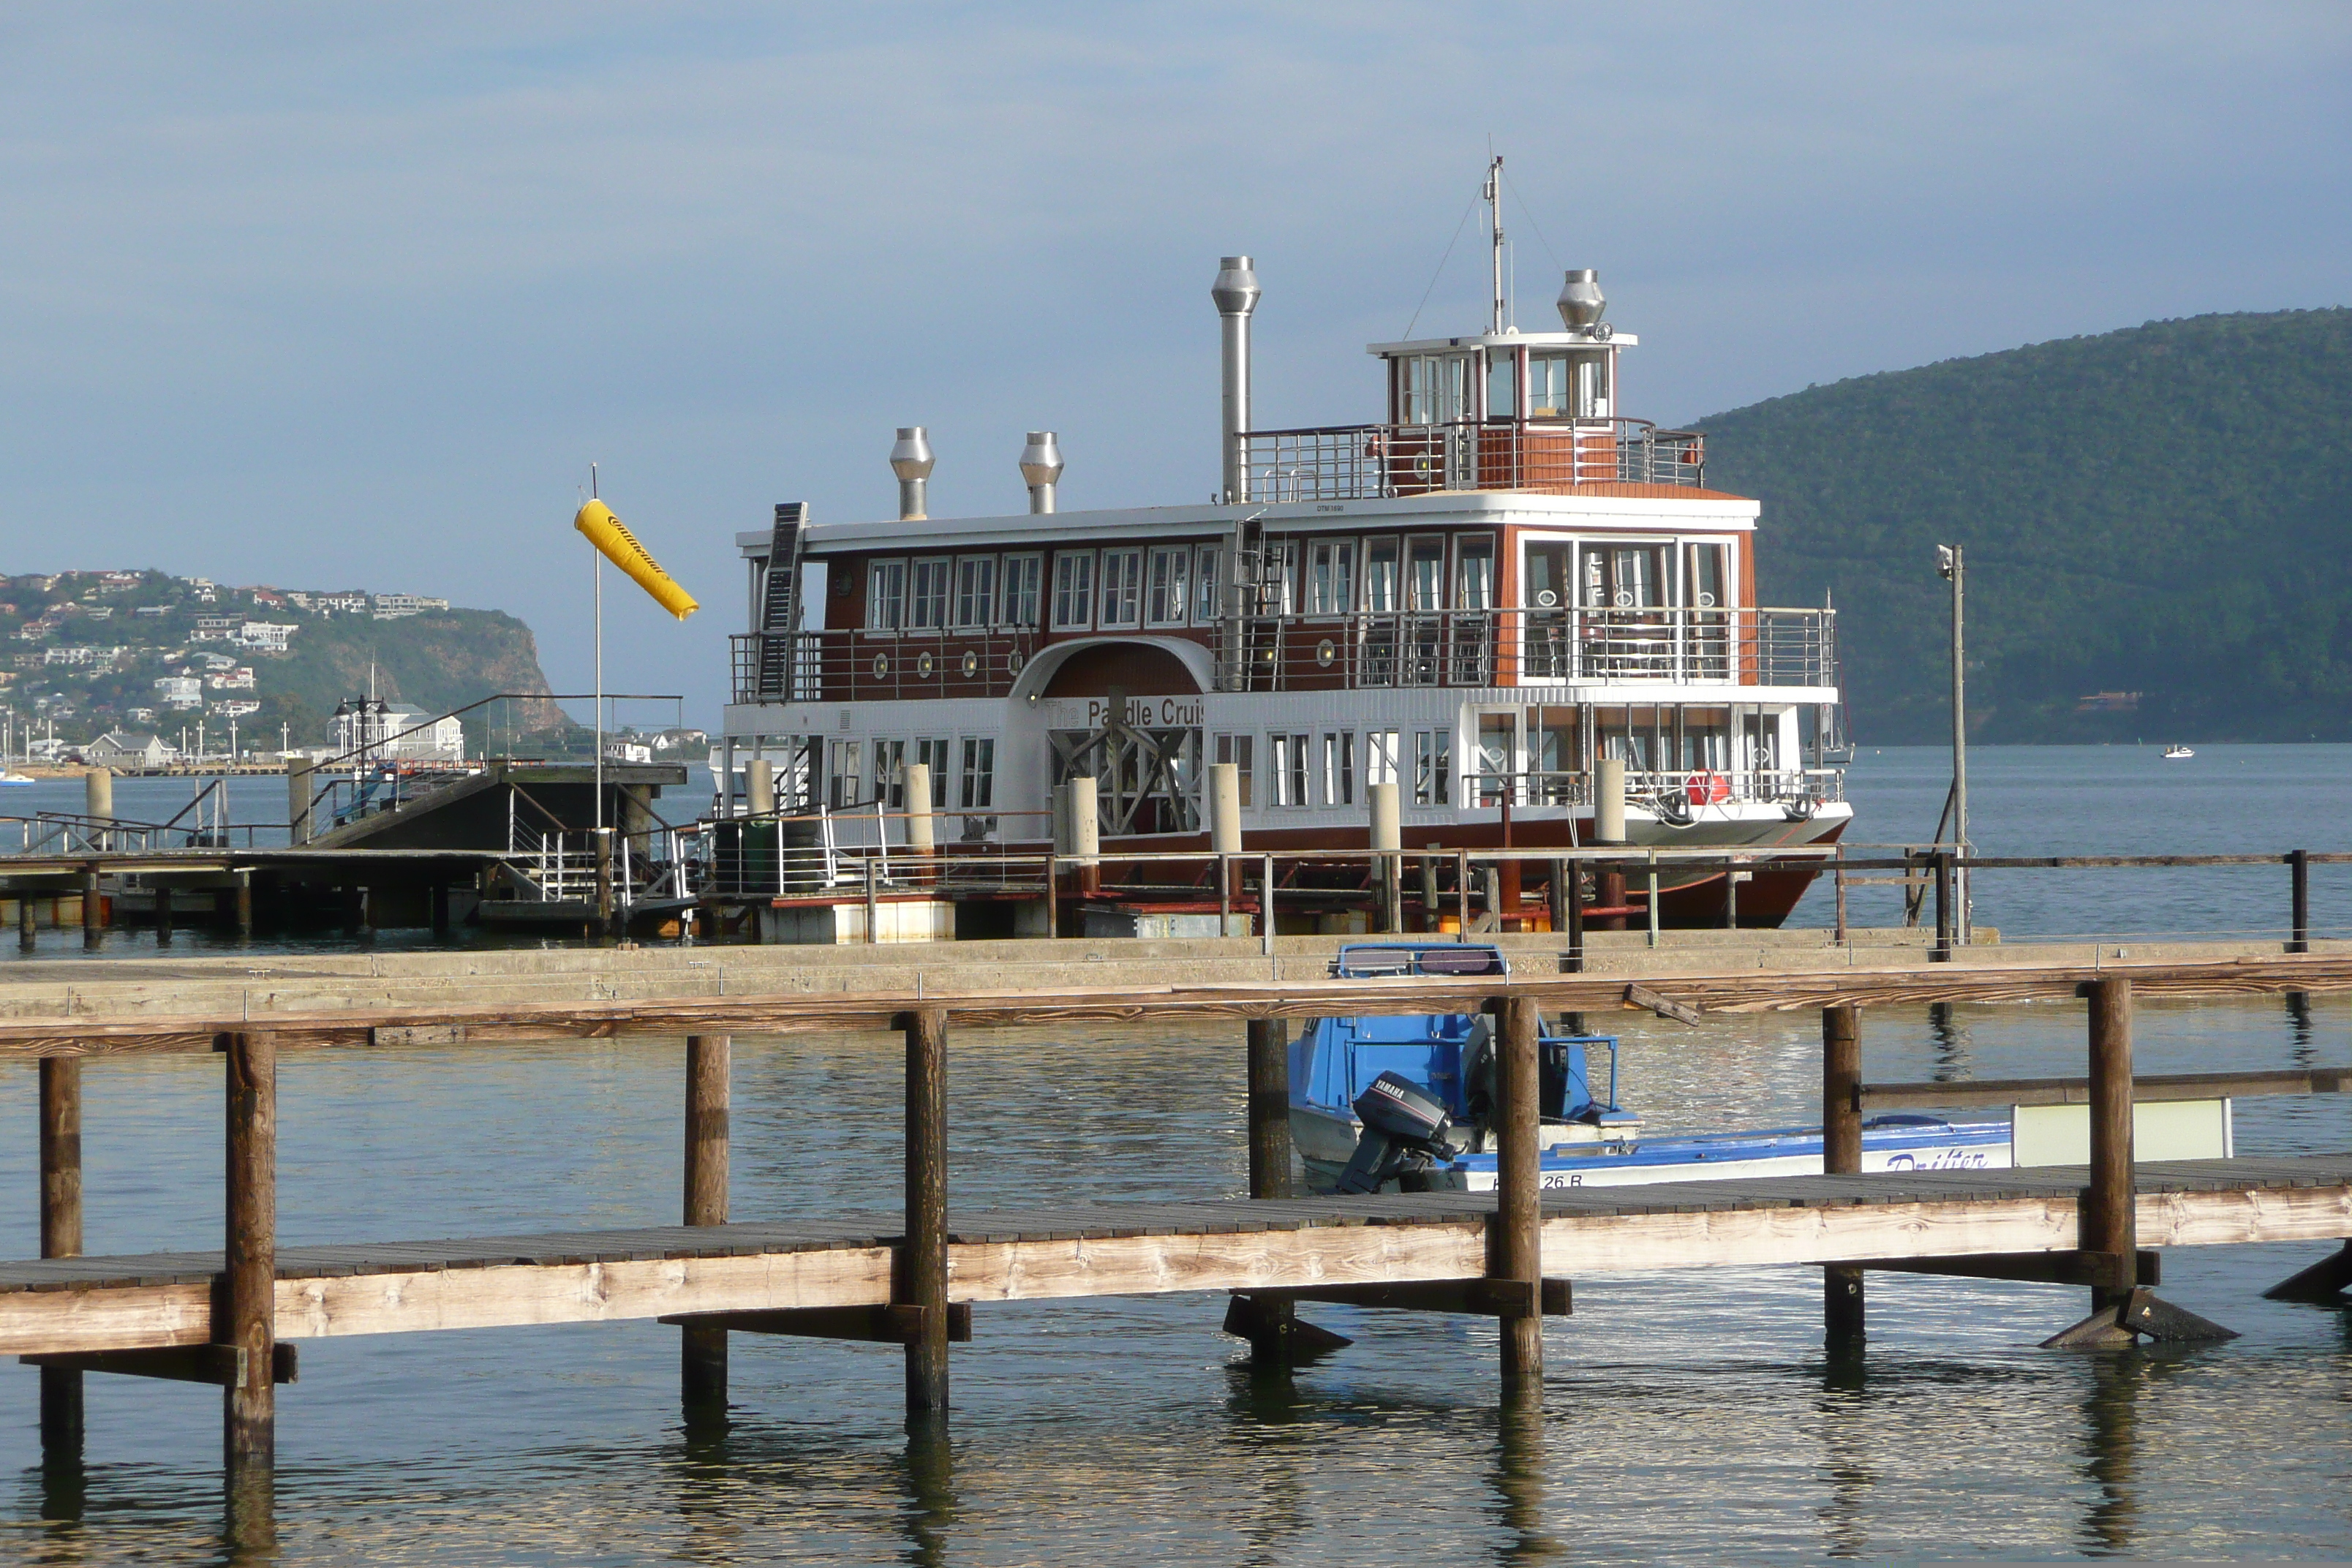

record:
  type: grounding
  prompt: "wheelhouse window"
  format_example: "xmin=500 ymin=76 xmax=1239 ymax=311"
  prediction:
xmin=867 ymin=560 xmax=907 ymax=631
xmin=1321 ymin=731 xmax=1355 ymax=807
xmin=1587 ymin=544 xmax=1667 ymax=609
xmin=1524 ymin=543 xmax=1569 ymax=610
xmin=908 ymin=557 xmax=951 ymax=630
xmin=1486 ymin=350 xmax=1518 ymax=419
xmin=1684 ymin=543 xmax=1727 ymax=608
xmin=1267 ymin=732 xmax=1308 ymax=807
xmin=1529 ymin=354 xmax=1570 ymax=418
xmin=1098 ymin=549 xmax=1143 ymax=628
xmin=916 ymin=737 xmax=951 ymax=807
xmin=1366 ymin=728 xmax=1400 ymax=788
xmin=1192 ymin=544 xmax=1223 ymax=622
xmin=1398 ymin=354 xmax=1469 ymax=425
xmin=873 ymin=739 xmax=907 ymax=809
xmin=1050 ymin=551 xmax=1095 ymax=630
xmin=829 ymin=739 xmax=864 ymax=810
xmin=1145 ymin=546 xmax=1190 ymax=627
xmin=953 ymin=557 xmax=997 ymax=629
xmin=1306 ymin=539 xmax=1356 ymax=617
xmin=1000 ymin=554 xmax=1042 ymax=628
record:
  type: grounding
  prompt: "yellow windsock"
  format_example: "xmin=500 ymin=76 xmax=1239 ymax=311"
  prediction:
xmin=573 ymin=499 xmax=698 ymax=620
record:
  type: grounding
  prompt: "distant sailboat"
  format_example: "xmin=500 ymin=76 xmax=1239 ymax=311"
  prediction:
xmin=2163 ymin=743 xmax=2195 ymax=760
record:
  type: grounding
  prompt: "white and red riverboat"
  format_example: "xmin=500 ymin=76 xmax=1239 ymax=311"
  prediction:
xmin=717 ymin=170 xmax=1849 ymax=932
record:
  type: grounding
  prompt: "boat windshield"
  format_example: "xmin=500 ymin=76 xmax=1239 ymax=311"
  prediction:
xmin=1329 ymin=943 xmax=1509 ymax=979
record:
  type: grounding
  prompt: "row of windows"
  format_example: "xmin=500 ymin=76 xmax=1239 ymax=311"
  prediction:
xmin=867 ymin=555 xmax=1044 ymax=633
xmin=866 ymin=547 xmax=1224 ymax=633
xmin=826 ymin=735 xmax=995 ymax=812
xmin=1212 ymin=728 xmax=1454 ymax=811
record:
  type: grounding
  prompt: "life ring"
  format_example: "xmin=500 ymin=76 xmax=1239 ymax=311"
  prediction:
xmin=1686 ymin=771 xmax=1730 ymax=806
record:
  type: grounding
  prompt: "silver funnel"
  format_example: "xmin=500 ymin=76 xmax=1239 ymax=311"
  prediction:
xmin=1211 ymin=256 xmax=1259 ymax=505
xmin=1556 ymin=268 xmax=1605 ymax=331
xmin=890 ymin=426 xmax=935 ymax=520
xmin=1019 ymin=430 xmax=1064 ymax=515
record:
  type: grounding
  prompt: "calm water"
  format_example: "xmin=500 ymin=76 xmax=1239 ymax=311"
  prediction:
xmin=0 ymin=747 xmax=2347 ymax=1563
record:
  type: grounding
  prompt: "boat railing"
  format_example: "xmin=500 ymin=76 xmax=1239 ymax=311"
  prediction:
xmin=731 ymin=628 xmax=1039 ymax=706
xmin=1216 ymin=605 xmax=1834 ymax=692
xmin=1242 ymin=417 xmax=1705 ymax=500
xmin=1459 ymin=766 xmax=1844 ymax=810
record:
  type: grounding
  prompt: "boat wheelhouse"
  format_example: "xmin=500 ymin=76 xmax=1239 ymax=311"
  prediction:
xmin=719 ymin=171 xmax=1850 ymax=930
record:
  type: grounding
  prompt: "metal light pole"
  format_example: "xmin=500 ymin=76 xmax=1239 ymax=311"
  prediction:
xmin=1937 ymin=544 xmax=1969 ymax=943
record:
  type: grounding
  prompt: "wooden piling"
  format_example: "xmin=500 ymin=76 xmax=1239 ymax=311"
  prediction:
xmin=429 ymin=882 xmax=450 ymax=940
xmin=18 ymin=892 xmax=34 ymax=948
xmin=1822 ymin=1004 xmax=1865 ymax=1349
xmin=234 ymin=872 xmax=253 ymax=939
xmin=902 ymin=1008 xmax=949 ymax=1413
xmin=1420 ymin=856 xmax=1440 ymax=934
xmin=595 ymin=828 xmax=617 ymax=938
xmin=39 ymin=1058 xmax=83 ymax=1461
xmin=1833 ymin=845 xmax=1850 ymax=944
xmin=1455 ymin=851 xmax=1471 ymax=937
xmin=1493 ymin=996 xmax=1544 ymax=1382
xmin=155 ymin=884 xmax=173 ymax=943
xmin=2085 ymin=977 xmax=2135 ymax=1312
xmin=1246 ymin=1017 xmax=1292 ymax=1202
xmin=1563 ymin=864 xmax=1585 ymax=973
xmin=222 ymin=1030 xmax=276 ymax=1471
xmin=1594 ymin=865 xmax=1627 ymax=932
xmin=2289 ymin=849 xmax=2310 ymax=954
xmin=682 ymin=1035 xmax=731 ymax=1414
xmin=80 ymin=865 xmax=101 ymax=946
xmin=1932 ymin=851 xmax=1955 ymax=960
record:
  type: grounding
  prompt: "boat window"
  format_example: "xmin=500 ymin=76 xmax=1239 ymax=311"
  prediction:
xmin=1575 ymin=354 xmax=1611 ymax=418
xmin=1530 ymin=708 xmax=1580 ymax=804
xmin=1744 ymin=710 xmax=1780 ymax=777
xmin=1684 ymin=543 xmax=1726 ymax=608
xmin=873 ymin=739 xmax=907 ymax=809
xmin=953 ymin=557 xmax=996 ymax=629
xmin=1264 ymin=538 xmax=1300 ymax=616
xmin=1050 ymin=551 xmax=1094 ymax=630
xmin=1000 ymin=554 xmax=1042 ymax=628
xmin=1523 ymin=543 xmax=1569 ymax=610
xmin=908 ymin=557 xmax=951 ymax=630
xmin=829 ymin=739 xmax=864 ymax=810
xmin=1322 ymin=731 xmax=1355 ymax=807
xmin=1486 ymin=350 xmax=1518 ymax=420
xmin=1306 ymin=538 xmax=1356 ymax=617
xmin=1192 ymin=544 xmax=1223 ymax=622
xmin=1414 ymin=727 xmax=1452 ymax=807
xmin=1678 ymin=709 xmax=1731 ymax=772
xmin=1590 ymin=545 xmax=1665 ymax=609
xmin=959 ymin=736 xmax=995 ymax=810
xmin=1362 ymin=538 xmax=1399 ymax=614
xmin=1145 ymin=546 xmax=1190 ymax=626
xmin=1596 ymin=706 xmax=1654 ymax=772
xmin=916 ymin=736 xmax=951 ymax=807
xmin=867 ymin=560 xmax=906 ymax=631
xmin=1475 ymin=712 xmax=1514 ymax=805
xmin=1267 ymin=731 xmax=1308 ymax=807
xmin=1455 ymin=537 xmax=1495 ymax=612
xmin=1406 ymin=538 xmax=1446 ymax=611
xmin=1365 ymin=728 xmax=1400 ymax=788
xmin=1398 ymin=353 xmax=1469 ymax=425
xmin=1529 ymin=354 xmax=1570 ymax=418
xmin=1098 ymin=549 xmax=1143 ymax=628
xmin=1214 ymin=731 xmax=1253 ymax=807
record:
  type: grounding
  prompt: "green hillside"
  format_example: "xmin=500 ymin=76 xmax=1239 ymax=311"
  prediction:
xmin=1699 ymin=308 xmax=2352 ymax=742
xmin=0 ymin=570 xmax=567 ymax=751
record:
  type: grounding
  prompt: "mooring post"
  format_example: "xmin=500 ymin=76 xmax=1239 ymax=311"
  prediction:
xmin=39 ymin=1056 xmax=85 ymax=1467
xmin=902 ymin=1008 xmax=950 ymax=1414
xmin=1494 ymin=995 xmax=1544 ymax=1383
xmin=155 ymin=883 xmax=173 ymax=944
xmin=2084 ymin=977 xmax=2135 ymax=1314
xmin=222 ymin=1030 xmax=277 ymax=1472
xmin=1420 ymin=855 xmax=1441 ymax=934
xmin=1563 ymin=862 xmax=1585 ymax=974
xmin=682 ymin=1034 xmax=731 ymax=1418
xmin=429 ymin=881 xmax=450 ymax=940
xmin=2288 ymin=848 xmax=2310 ymax=954
xmin=80 ymin=864 xmax=101 ymax=947
xmin=1455 ymin=851 xmax=1471 ymax=937
xmin=864 ymin=854 xmax=881 ymax=946
xmin=18 ymin=890 xmax=35 ymax=948
xmin=1931 ymin=851 xmax=1954 ymax=960
xmin=1821 ymin=1004 xmax=1865 ymax=1350
xmin=1547 ymin=856 xmax=1568 ymax=940
xmin=1833 ymin=845 xmax=1850 ymax=946
xmin=234 ymin=871 xmax=253 ymax=940
xmin=595 ymin=826 xmax=617 ymax=938
xmin=1237 ymin=1014 xmax=1302 ymax=1359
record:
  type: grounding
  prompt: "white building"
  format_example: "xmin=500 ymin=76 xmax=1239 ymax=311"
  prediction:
xmin=236 ymin=622 xmax=298 ymax=653
xmin=372 ymin=594 xmax=451 ymax=619
xmin=153 ymin=675 xmax=203 ymax=709
xmin=333 ymin=700 xmax=464 ymax=761
xmin=208 ymin=666 xmax=256 ymax=690
xmin=214 ymin=699 xmax=261 ymax=718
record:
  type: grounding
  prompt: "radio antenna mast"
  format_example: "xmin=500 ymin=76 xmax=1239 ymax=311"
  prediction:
xmin=1485 ymin=154 xmax=1506 ymax=334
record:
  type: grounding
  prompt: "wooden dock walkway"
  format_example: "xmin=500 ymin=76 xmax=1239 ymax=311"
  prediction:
xmin=8 ymin=949 xmax=2352 ymax=1550
xmin=4 ymin=1158 xmax=2351 ymax=1360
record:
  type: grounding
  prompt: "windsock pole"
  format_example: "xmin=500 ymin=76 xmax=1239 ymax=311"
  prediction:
xmin=592 ymin=467 xmax=603 ymax=840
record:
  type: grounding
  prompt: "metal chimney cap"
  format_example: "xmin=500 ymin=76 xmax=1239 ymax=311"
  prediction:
xmin=889 ymin=426 xmax=935 ymax=481
xmin=1556 ymin=268 xmax=1606 ymax=331
xmin=1019 ymin=430 xmax=1065 ymax=486
xmin=1211 ymin=255 xmax=1261 ymax=317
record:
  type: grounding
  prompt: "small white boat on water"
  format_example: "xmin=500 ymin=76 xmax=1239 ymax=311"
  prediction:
xmin=0 ymin=770 xmax=34 ymax=787
xmin=2163 ymin=744 xmax=2195 ymax=760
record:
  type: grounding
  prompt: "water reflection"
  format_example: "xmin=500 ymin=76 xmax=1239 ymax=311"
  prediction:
xmin=1218 ymin=1361 xmax=1313 ymax=1567
xmin=896 ymin=1414 xmax=955 ymax=1568
xmin=1490 ymin=1389 xmax=1561 ymax=1562
xmin=1810 ymin=1355 xmax=1874 ymax=1561
xmin=1926 ymin=1002 xmax=1973 ymax=1082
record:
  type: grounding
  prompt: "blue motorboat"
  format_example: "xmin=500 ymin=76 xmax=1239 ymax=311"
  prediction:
xmin=1290 ymin=943 xmax=2013 ymax=1193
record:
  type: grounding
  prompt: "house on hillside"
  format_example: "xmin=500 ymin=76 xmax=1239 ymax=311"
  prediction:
xmin=86 ymin=731 xmax=177 ymax=770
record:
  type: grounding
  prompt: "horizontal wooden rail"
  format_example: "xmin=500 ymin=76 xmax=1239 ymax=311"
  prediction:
xmin=5 ymin=954 xmax=2352 ymax=1059
xmin=1863 ymin=1066 xmax=2348 ymax=1111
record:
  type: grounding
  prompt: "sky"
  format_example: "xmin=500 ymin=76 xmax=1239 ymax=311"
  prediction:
xmin=3 ymin=2 xmax=2347 ymax=727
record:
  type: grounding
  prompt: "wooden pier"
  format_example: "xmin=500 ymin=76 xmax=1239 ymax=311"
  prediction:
xmin=5 ymin=952 xmax=2350 ymax=1545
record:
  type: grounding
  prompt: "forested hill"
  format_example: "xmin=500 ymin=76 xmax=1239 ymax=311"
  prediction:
xmin=1698 ymin=307 xmax=2352 ymax=743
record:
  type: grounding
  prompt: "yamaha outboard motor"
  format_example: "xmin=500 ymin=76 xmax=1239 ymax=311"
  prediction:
xmin=1336 ymin=1071 xmax=1461 ymax=1194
